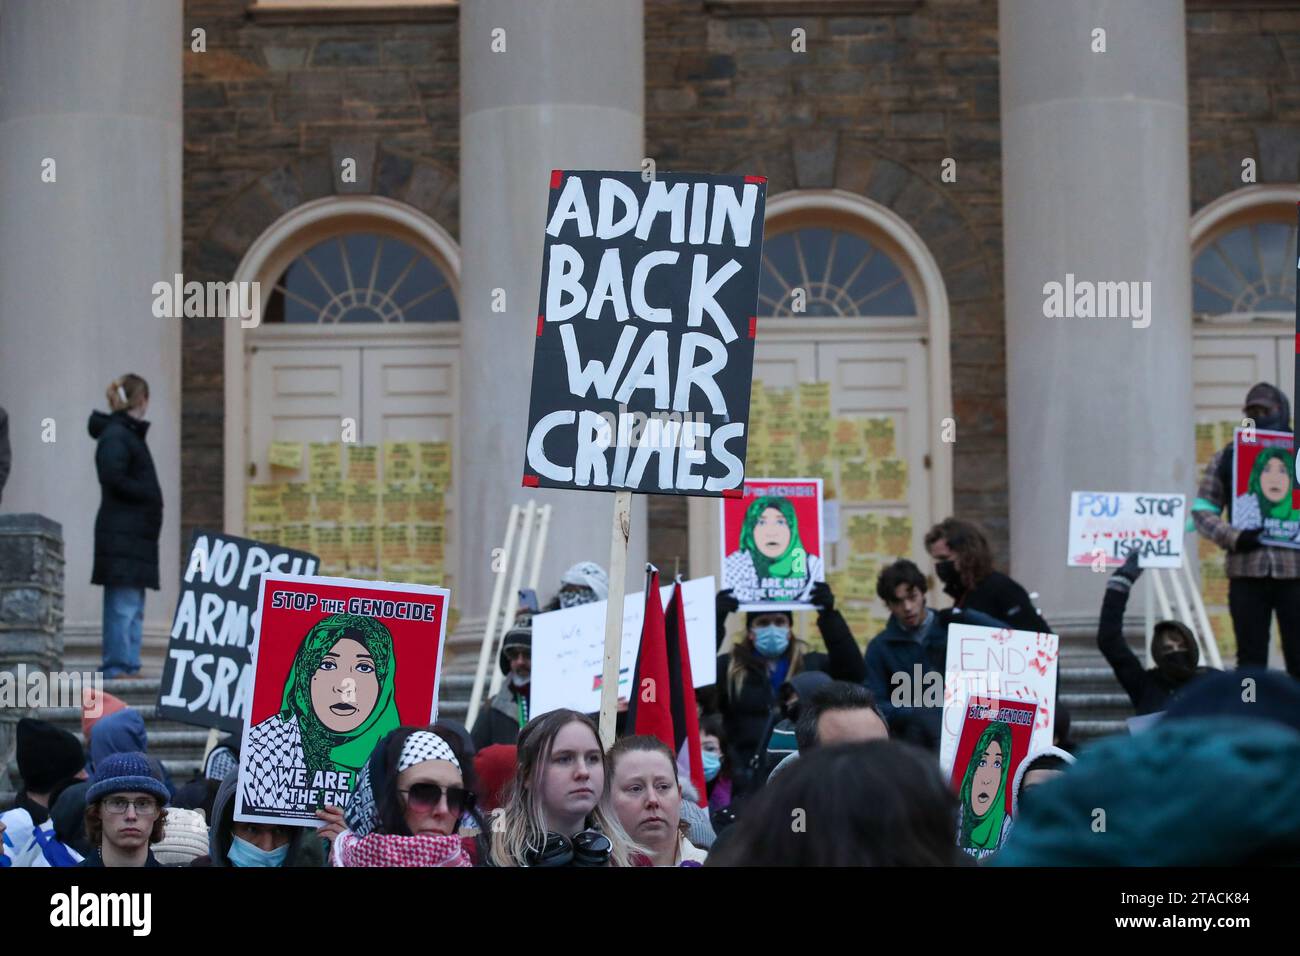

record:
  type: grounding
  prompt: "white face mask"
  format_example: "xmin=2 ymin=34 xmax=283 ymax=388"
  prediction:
xmin=509 ymin=672 xmax=530 ymax=689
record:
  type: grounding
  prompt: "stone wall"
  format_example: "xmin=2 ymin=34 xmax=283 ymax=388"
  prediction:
xmin=0 ymin=514 xmax=65 ymax=788
xmin=181 ymin=0 xmax=460 ymax=548
xmin=643 ymin=0 xmax=1007 ymax=571
xmin=1187 ymin=6 xmax=1300 ymax=210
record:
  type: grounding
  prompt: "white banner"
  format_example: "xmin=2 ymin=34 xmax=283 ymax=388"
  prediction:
xmin=1066 ymin=491 xmax=1186 ymax=569
xmin=531 ymin=575 xmax=716 ymax=718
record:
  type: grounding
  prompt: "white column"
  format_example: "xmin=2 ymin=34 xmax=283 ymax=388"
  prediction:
xmin=1000 ymin=0 xmax=1194 ymax=632
xmin=458 ymin=0 xmax=647 ymax=615
xmin=0 ymin=1 xmax=182 ymax=644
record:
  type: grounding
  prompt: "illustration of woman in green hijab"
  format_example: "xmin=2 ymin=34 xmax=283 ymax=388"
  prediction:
xmin=242 ymin=614 xmax=401 ymax=816
xmin=956 ymin=721 xmax=1014 ymax=858
xmin=1232 ymin=446 xmax=1300 ymax=539
xmin=724 ymin=495 xmax=823 ymax=603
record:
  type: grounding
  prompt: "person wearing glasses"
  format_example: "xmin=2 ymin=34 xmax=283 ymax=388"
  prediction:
xmin=316 ymin=725 xmax=485 ymax=867
xmin=79 ymin=752 xmax=171 ymax=868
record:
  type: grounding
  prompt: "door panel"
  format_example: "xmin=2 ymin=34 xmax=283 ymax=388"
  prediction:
xmin=1192 ymin=336 xmax=1278 ymax=423
xmin=816 ymin=340 xmax=931 ymax=571
xmin=248 ymin=347 xmax=362 ymax=482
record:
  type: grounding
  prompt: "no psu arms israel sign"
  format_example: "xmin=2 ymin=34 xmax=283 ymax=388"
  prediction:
xmin=522 ymin=170 xmax=767 ymax=497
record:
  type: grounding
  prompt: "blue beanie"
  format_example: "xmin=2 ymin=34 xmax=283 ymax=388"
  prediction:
xmin=86 ymin=751 xmax=170 ymax=805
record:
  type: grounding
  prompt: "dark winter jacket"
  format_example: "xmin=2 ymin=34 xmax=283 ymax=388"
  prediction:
xmin=714 ymin=609 xmax=867 ymax=796
xmin=1098 ymin=579 xmax=1214 ymax=715
xmin=87 ymin=709 xmax=176 ymax=798
xmin=864 ymin=606 xmax=1006 ymax=751
xmin=991 ymin=718 xmax=1300 ymax=866
xmin=950 ymin=570 xmax=1050 ymax=634
xmin=471 ymin=684 xmax=529 ymax=749
xmin=88 ymin=410 xmax=163 ymax=590
xmin=190 ymin=768 xmax=326 ymax=867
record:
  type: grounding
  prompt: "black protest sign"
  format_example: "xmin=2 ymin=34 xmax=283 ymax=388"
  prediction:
xmin=522 ymin=170 xmax=767 ymax=497
xmin=158 ymin=530 xmax=318 ymax=733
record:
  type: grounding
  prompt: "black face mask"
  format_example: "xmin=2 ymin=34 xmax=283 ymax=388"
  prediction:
xmin=935 ymin=559 xmax=963 ymax=596
xmin=1157 ymin=649 xmax=1197 ymax=683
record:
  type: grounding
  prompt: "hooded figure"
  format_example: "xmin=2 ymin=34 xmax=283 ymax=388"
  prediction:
xmin=724 ymin=496 xmax=823 ymax=604
xmin=991 ymin=718 xmax=1300 ymax=866
xmin=1009 ymin=746 xmax=1077 ymax=818
xmin=955 ymin=721 xmax=1013 ymax=857
xmin=1098 ymin=553 xmax=1216 ymax=714
xmin=242 ymin=613 xmax=401 ymax=813
xmin=1192 ymin=382 xmax=1300 ymax=677
xmin=472 ymin=614 xmax=533 ymax=749
xmin=192 ymin=769 xmax=325 ymax=867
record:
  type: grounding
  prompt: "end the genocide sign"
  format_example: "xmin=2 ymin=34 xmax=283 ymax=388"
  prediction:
xmin=522 ymin=170 xmax=768 ymax=497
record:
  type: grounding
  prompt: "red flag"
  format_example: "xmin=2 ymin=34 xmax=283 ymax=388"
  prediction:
xmin=626 ymin=568 xmax=708 ymax=807
xmin=667 ymin=577 xmax=707 ymax=806
xmin=627 ymin=566 xmax=673 ymax=745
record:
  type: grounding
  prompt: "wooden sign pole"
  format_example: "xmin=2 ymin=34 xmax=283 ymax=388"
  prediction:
xmin=597 ymin=490 xmax=633 ymax=748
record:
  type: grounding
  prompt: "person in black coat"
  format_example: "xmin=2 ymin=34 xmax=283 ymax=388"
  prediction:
xmin=710 ymin=581 xmax=865 ymax=800
xmin=1099 ymin=552 xmax=1216 ymax=715
xmin=88 ymin=374 xmax=162 ymax=678
xmin=924 ymin=517 xmax=1051 ymax=633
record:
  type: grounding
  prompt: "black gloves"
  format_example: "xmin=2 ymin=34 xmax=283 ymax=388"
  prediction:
xmin=1106 ymin=551 xmax=1142 ymax=593
xmin=1234 ymin=527 xmax=1264 ymax=553
xmin=1116 ymin=551 xmax=1142 ymax=583
xmin=810 ymin=580 xmax=834 ymax=612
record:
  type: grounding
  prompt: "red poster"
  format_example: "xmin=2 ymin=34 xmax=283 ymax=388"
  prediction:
xmin=718 ymin=477 xmax=824 ymax=610
xmin=235 ymin=574 xmax=449 ymax=826
xmin=949 ymin=696 xmax=1037 ymax=859
xmin=1232 ymin=427 xmax=1300 ymax=550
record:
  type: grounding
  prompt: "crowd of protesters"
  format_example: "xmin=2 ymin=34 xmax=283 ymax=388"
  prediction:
xmin=2 ymin=382 xmax=1299 ymax=868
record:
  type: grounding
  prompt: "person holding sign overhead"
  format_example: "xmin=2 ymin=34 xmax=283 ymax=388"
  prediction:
xmin=712 ymin=579 xmax=864 ymax=798
xmin=1191 ymin=382 xmax=1300 ymax=677
xmin=1098 ymin=552 xmax=1215 ymax=715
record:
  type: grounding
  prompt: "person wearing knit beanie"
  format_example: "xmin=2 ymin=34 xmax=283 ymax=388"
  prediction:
xmin=12 ymin=718 xmax=87 ymax=810
xmin=80 ymin=751 xmax=169 ymax=868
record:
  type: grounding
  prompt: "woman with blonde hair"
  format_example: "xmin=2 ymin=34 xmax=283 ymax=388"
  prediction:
xmin=88 ymin=374 xmax=162 ymax=678
xmin=488 ymin=709 xmax=640 ymax=867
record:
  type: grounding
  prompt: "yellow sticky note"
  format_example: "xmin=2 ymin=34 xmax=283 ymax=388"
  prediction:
xmin=268 ymin=441 xmax=303 ymax=471
xmin=800 ymin=419 xmax=831 ymax=463
xmin=280 ymin=523 xmax=313 ymax=552
xmin=346 ymin=480 xmax=379 ymax=524
xmin=863 ymin=418 xmax=896 ymax=459
xmin=847 ymin=513 xmax=880 ymax=556
xmin=281 ymin=483 xmax=312 ymax=523
xmin=384 ymin=441 xmax=419 ymax=483
xmin=875 ymin=459 xmax=908 ymax=501
xmin=881 ymin=515 xmax=912 ymax=557
xmin=841 ymin=459 xmax=872 ymax=502
xmin=379 ymin=524 xmax=411 ymax=562
xmin=831 ymin=417 xmax=863 ymax=458
xmin=412 ymin=483 xmax=446 ymax=523
xmin=314 ymin=481 xmax=346 ymax=523
xmin=418 ymin=442 xmax=452 ymax=484
xmin=797 ymin=381 xmax=831 ymax=416
xmin=309 ymin=443 xmax=343 ymax=482
xmin=348 ymin=445 xmax=379 ymax=482
xmin=381 ymin=481 xmax=413 ymax=525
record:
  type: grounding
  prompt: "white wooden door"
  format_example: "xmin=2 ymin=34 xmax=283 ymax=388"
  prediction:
xmin=816 ymin=338 xmax=931 ymax=569
xmin=1192 ymin=334 xmax=1280 ymax=423
xmin=248 ymin=346 xmax=362 ymax=482
xmin=750 ymin=342 xmax=817 ymax=391
xmin=360 ymin=346 xmax=459 ymax=445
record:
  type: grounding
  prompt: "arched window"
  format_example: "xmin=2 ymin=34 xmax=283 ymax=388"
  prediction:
xmin=759 ymin=225 xmax=918 ymax=318
xmin=1193 ymin=220 xmax=1296 ymax=320
xmin=263 ymin=232 xmax=459 ymax=324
